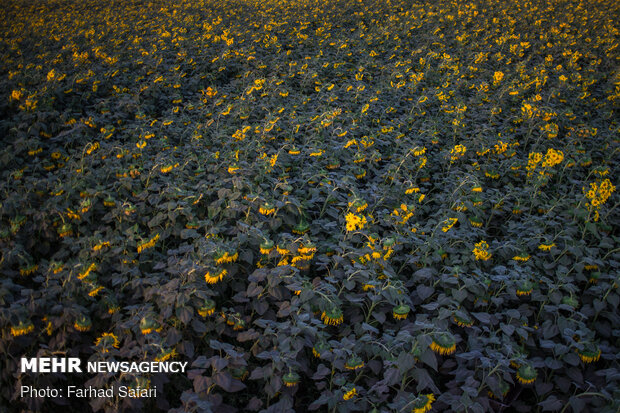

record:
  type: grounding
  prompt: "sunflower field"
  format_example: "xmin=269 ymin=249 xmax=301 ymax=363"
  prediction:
xmin=1 ymin=0 xmax=619 ymax=411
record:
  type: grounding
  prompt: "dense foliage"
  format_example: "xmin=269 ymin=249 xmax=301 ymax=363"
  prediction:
xmin=0 ymin=0 xmax=618 ymax=411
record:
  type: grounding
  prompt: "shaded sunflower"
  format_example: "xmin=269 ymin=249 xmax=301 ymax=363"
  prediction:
xmin=430 ymin=332 xmax=456 ymax=356
xmin=282 ymin=371 xmax=300 ymax=387
xmin=411 ymin=393 xmax=435 ymax=413
xmin=345 ymin=354 xmax=364 ymax=370
xmin=198 ymin=299 xmax=216 ymax=317
xmin=392 ymin=304 xmax=411 ymax=320
xmin=11 ymin=320 xmax=34 ymax=337
xmin=312 ymin=341 xmax=331 ymax=358
xmin=74 ymin=315 xmax=92 ymax=332
xmin=321 ymin=307 xmax=343 ymax=326
xmin=452 ymin=311 xmax=474 ymax=327
xmin=95 ymin=332 xmax=120 ymax=352
xmin=516 ymin=364 xmax=537 ymax=385
xmin=516 ymin=280 xmax=533 ymax=297
xmin=577 ymin=343 xmax=601 ymax=363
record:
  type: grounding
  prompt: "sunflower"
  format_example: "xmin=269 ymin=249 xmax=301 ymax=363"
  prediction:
xmin=488 ymin=380 xmax=510 ymax=399
xmin=516 ymin=280 xmax=533 ymax=296
xmin=313 ymin=341 xmax=331 ymax=358
xmin=140 ymin=317 xmax=162 ymax=335
xmin=205 ymin=268 xmax=227 ymax=284
xmin=577 ymin=343 xmax=601 ymax=363
xmin=345 ymin=354 xmax=364 ymax=370
xmin=58 ymin=223 xmax=73 ymax=237
xmin=231 ymin=367 xmax=249 ymax=381
xmin=516 ymin=364 xmax=537 ymax=385
xmin=282 ymin=371 xmax=300 ymax=387
xmin=276 ymin=243 xmax=289 ymax=255
xmin=104 ymin=296 xmax=120 ymax=314
xmin=49 ymin=261 xmax=64 ymax=274
xmin=214 ymin=251 xmax=238 ymax=265
xmin=538 ymin=242 xmax=555 ymax=251
xmin=411 ymin=393 xmax=435 ymax=413
xmin=95 ymin=332 xmax=120 ymax=352
xmin=233 ymin=320 xmax=245 ymax=331
xmin=512 ymin=253 xmax=530 ymax=262
xmin=260 ymin=240 xmax=275 ymax=255
xmin=293 ymin=221 xmax=310 ymax=235
xmin=259 ymin=203 xmax=276 ymax=216
xmin=321 ymin=307 xmax=344 ymax=326
xmin=19 ymin=263 xmax=38 ymax=276
xmin=392 ymin=304 xmax=411 ymax=320
xmin=452 ymin=312 xmax=474 ymax=327
xmin=155 ymin=347 xmax=177 ymax=362
xmin=11 ymin=320 xmax=34 ymax=337
xmin=469 ymin=217 xmax=483 ymax=228
xmin=297 ymin=242 xmax=317 ymax=255
xmin=88 ymin=285 xmax=104 ymax=297
xmin=430 ymin=333 xmax=457 ymax=356
xmin=343 ymin=386 xmax=357 ymax=400
xmin=74 ymin=315 xmax=92 ymax=332
xmin=198 ymin=299 xmax=216 ymax=317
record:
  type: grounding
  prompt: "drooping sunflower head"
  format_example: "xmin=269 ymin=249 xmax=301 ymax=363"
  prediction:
xmin=488 ymin=379 xmax=510 ymax=399
xmin=11 ymin=319 xmax=35 ymax=337
xmin=198 ymin=299 xmax=216 ymax=317
xmin=321 ymin=307 xmax=344 ymax=326
xmin=155 ymin=347 xmax=177 ymax=362
xmin=516 ymin=280 xmax=533 ymax=296
xmin=140 ymin=317 xmax=161 ymax=335
xmin=345 ymin=354 xmax=364 ymax=370
xmin=577 ymin=342 xmax=601 ymax=363
xmin=452 ymin=311 xmax=473 ymax=327
xmin=282 ymin=371 xmax=300 ymax=387
xmin=392 ymin=304 xmax=411 ymax=320
xmin=430 ymin=332 xmax=457 ymax=356
xmin=230 ymin=366 xmax=249 ymax=381
xmin=516 ymin=364 xmax=537 ymax=385
xmin=74 ymin=314 xmax=92 ymax=332
xmin=312 ymin=341 xmax=331 ymax=358
xmin=95 ymin=332 xmax=120 ymax=352
xmin=260 ymin=239 xmax=275 ymax=255
xmin=293 ymin=220 xmax=310 ymax=235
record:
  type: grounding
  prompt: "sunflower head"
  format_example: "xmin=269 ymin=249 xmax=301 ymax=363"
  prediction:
xmin=312 ymin=341 xmax=331 ymax=358
xmin=230 ymin=366 xmax=248 ymax=381
xmin=577 ymin=342 xmax=601 ymax=363
xmin=74 ymin=315 xmax=92 ymax=332
xmin=140 ymin=317 xmax=161 ymax=335
xmin=155 ymin=347 xmax=177 ymax=362
xmin=561 ymin=295 xmax=578 ymax=308
xmin=392 ymin=304 xmax=411 ymax=320
xmin=345 ymin=354 xmax=364 ymax=370
xmin=293 ymin=220 xmax=310 ymax=235
xmin=516 ymin=280 xmax=533 ymax=296
xmin=452 ymin=311 xmax=473 ymax=327
xmin=11 ymin=319 xmax=35 ymax=337
xmin=198 ymin=299 xmax=216 ymax=317
xmin=321 ymin=307 xmax=344 ymax=326
xmin=411 ymin=393 xmax=435 ymax=413
xmin=488 ymin=379 xmax=510 ymax=399
xmin=95 ymin=332 xmax=120 ymax=352
xmin=260 ymin=239 xmax=275 ymax=254
xmin=516 ymin=364 xmax=537 ymax=385
xmin=430 ymin=332 xmax=457 ymax=355
xmin=282 ymin=371 xmax=300 ymax=387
